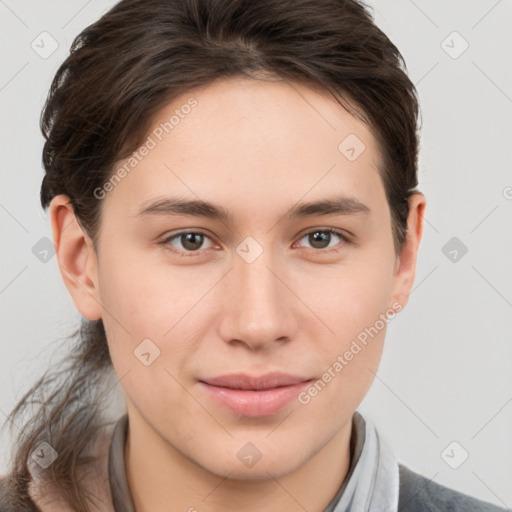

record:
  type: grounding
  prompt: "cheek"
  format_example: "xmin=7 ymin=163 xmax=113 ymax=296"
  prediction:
xmin=97 ymin=241 xmax=178 ymax=330
xmin=305 ymin=254 xmax=395 ymax=342
xmin=298 ymin=249 xmax=396 ymax=401
xmin=95 ymin=244 xmax=166 ymax=367
xmin=96 ymin=256 xmax=192 ymax=412
xmin=96 ymin=245 xmax=214 ymax=371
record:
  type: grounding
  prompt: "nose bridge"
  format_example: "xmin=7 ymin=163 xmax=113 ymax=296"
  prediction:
xmin=221 ymin=240 xmax=291 ymax=348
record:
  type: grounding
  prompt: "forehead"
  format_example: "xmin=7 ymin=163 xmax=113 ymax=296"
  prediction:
xmin=103 ymin=76 xmax=386 ymax=222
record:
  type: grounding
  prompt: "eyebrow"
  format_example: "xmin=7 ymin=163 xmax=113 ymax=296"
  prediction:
xmin=135 ymin=195 xmax=371 ymax=222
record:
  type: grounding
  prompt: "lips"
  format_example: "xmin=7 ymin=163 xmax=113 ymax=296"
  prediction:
xmin=200 ymin=372 xmax=310 ymax=390
xmin=198 ymin=372 xmax=313 ymax=417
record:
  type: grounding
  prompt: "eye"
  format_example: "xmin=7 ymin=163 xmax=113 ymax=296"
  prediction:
xmin=160 ymin=227 xmax=350 ymax=258
xmin=295 ymin=228 xmax=349 ymax=253
xmin=160 ymin=230 xmax=215 ymax=257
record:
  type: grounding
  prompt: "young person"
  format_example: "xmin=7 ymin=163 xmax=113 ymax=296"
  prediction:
xmin=0 ymin=0 xmax=508 ymax=510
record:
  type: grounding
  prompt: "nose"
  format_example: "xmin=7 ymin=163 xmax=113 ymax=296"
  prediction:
xmin=218 ymin=244 xmax=297 ymax=351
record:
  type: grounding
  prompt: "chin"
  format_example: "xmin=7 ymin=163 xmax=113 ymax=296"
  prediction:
xmin=199 ymin=450 xmax=304 ymax=482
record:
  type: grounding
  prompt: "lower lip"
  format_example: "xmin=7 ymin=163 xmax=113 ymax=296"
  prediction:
xmin=199 ymin=380 xmax=311 ymax=417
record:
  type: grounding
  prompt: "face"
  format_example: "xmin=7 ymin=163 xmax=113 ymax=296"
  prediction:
xmin=53 ymin=76 xmax=424 ymax=480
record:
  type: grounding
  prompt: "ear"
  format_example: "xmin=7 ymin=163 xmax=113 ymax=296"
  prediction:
xmin=390 ymin=192 xmax=427 ymax=309
xmin=49 ymin=194 xmax=102 ymax=321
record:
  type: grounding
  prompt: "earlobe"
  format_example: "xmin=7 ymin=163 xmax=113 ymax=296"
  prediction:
xmin=390 ymin=192 xmax=427 ymax=309
xmin=49 ymin=194 xmax=102 ymax=321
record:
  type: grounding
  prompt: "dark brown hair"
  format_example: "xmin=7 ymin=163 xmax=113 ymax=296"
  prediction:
xmin=2 ymin=0 xmax=421 ymax=509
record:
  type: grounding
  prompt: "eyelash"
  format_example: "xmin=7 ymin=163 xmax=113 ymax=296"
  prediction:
xmin=159 ymin=228 xmax=351 ymax=258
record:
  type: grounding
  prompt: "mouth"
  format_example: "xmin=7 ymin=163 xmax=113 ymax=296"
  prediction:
xmin=198 ymin=372 xmax=313 ymax=417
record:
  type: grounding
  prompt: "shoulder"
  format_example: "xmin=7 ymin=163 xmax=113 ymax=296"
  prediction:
xmin=0 ymin=475 xmax=41 ymax=512
xmin=398 ymin=463 xmax=510 ymax=512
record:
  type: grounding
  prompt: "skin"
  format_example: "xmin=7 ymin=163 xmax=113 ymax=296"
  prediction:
xmin=45 ymin=76 xmax=425 ymax=512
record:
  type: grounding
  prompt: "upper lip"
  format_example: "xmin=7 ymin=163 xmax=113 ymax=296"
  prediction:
xmin=200 ymin=372 xmax=311 ymax=390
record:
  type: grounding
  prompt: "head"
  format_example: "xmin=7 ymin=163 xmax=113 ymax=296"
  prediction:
xmin=8 ymin=0 xmax=425 ymax=507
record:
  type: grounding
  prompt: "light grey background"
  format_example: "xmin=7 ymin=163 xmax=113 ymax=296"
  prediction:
xmin=1 ymin=0 xmax=511 ymax=508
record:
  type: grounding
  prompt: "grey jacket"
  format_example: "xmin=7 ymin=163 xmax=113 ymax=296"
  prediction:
xmin=0 ymin=464 xmax=509 ymax=511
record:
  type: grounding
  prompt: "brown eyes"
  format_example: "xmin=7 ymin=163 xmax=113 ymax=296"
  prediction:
xmin=160 ymin=228 xmax=350 ymax=258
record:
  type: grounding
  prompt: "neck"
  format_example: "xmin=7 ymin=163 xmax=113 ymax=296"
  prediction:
xmin=124 ymin=413 xmax=353 ymax=512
